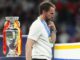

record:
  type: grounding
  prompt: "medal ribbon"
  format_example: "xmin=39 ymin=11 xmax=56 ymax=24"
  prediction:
xmin=41 ymin=20 xmax=51 ymax=37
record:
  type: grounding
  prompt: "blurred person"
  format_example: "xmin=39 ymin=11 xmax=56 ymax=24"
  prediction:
xmin=21 ymin=22 xmax=27 ymax=34
xmin=0 ymin=17 xmax=4 ymax=34
xmin=73 ymin=11 xmax=80 ymax=42
xmin=75 ymin=12 xmax=80 ymax=33
xmin=25 ymin=1 xmax=56 ymax=60
xmin=75 ymin=32 xmax=80 ymax=42
xmin=58 ymin=23 xmax=70 ymax=43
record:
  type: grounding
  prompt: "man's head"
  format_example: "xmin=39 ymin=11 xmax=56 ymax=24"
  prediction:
xmin=39 ymin=1 xmax=55 ymax=21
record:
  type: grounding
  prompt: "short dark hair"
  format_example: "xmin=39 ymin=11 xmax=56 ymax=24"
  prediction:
xmin=39 ymin=1 xmax=55 ymax=14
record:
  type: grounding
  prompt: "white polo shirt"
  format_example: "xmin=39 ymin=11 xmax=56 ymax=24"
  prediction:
xmin=28 ymin=17 xmax=52 ymax=60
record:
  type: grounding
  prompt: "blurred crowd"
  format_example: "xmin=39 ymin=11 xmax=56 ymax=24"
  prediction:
xmin=0 ymin=0 xmax=80 ymax=43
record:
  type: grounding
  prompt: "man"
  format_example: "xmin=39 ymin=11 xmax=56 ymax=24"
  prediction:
xmin=26 ymin=1 xmax=56 ymax=60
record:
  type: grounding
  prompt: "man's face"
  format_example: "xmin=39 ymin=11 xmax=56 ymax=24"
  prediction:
xmin=45 ymin=7 xmax=55 ymax=21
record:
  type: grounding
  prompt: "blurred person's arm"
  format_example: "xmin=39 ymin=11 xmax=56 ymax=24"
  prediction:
xmin=25 ymin=39 xmax=35 ymax=60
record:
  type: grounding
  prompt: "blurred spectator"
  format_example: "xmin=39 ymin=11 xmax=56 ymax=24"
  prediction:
xmin=22 ymin=0 xmax=35 ymax=12
xmin=0 ymin=0 xmax=80 ymax=43
xmin=74 ymin=10 xmax=80 ymax=42
xmin=75 ymin=12 xmax=80 ymax=33
xmin=66 ymin=0 xmax=77 ymax=14
xmin=0 ymin=17 xmax=5 ymax=34
xmin=55 ymin=0 xmax=63 ymax=11
xmin=58 ymin=23 xmax=70 ymax=43
xmin=21 ymin=22 xmax=27 ymax=34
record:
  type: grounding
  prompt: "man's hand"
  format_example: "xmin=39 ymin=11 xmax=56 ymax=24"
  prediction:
xmin=48 ymin=21 xmax=56 ymax=43
xmin=48 ymin=21 xmax=56 ymax=31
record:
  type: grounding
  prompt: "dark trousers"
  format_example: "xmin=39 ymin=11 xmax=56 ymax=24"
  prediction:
xmin=32 ymin=58 xmax=46 ymax=60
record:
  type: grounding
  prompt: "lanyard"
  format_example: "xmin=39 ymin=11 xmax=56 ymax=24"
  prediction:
xmin=41 ymin=20 xmax=51 ymax=37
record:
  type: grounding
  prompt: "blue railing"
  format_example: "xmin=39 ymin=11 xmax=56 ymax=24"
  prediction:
xmin=0 ymin=35 xmax=57 ymax=60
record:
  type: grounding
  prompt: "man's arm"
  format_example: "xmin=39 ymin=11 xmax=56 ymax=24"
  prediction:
xmin=25 ymin=38 xmax=35 ymax=60
xmin=48 ymin=21 xmax=56 ymax=43
xmin=51 ymin=31 xmax=56 ymax=43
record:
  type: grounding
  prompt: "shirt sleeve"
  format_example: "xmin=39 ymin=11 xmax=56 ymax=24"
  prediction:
xmin=28 ymin=22 xmax=41 ymax=41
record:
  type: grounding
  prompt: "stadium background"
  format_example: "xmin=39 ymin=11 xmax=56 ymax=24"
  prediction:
xmin=0 ymin=0 xmax=80 ymax=60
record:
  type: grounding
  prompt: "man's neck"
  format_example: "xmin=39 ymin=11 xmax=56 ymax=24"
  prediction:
xmin=40 ymin=15 xmax=49 ymax=25
xmin=40 ymin=15 xmax=46 ymax=21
